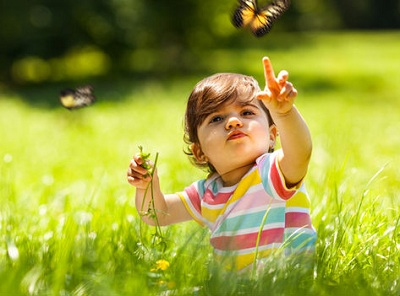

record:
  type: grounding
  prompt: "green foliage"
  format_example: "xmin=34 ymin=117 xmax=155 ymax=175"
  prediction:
xmin=1 ymin=0 xmax=400 ymax=84
xmin=137 ymin=146 xmax=167 ymax=252
xmin=1 ymin=32 xmax=399 ymax=295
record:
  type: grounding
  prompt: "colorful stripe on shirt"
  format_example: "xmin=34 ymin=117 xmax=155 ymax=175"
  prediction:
xmin=178 ymin=151 xmax=317 ymax=270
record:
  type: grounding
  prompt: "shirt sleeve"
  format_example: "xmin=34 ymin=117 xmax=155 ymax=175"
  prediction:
xmin=177 ymin=180 xmax=207 ymax=226
xmin=256 ymin=150 xmax=301 ymax=201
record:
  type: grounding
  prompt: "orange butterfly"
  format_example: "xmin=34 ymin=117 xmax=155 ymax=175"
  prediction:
xmin=232 ymin=0 xmax=290 ymax=37
xmin=60 ymin=85 xmax=95 ymax=110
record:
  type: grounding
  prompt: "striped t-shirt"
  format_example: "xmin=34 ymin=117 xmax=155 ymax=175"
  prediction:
xmin=178 ymin=150 xmax=317 ymax=270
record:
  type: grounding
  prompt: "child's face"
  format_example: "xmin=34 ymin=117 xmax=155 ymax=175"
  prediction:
xmin=192 ymin=91 xmax=276 ymax=179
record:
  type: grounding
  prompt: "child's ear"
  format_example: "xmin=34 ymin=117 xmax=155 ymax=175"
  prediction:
xmin=191 ymin=143 xmax=208 ymax=163
xmin=269 ymin=125 xmax=278 ymax=149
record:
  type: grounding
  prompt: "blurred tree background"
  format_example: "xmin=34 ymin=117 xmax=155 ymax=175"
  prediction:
xmin=0 ymin=0 xmax=399 ymax=85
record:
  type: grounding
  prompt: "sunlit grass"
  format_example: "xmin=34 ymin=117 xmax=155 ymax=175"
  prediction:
xmin=1 ymin=31 xmax=399 ymax=295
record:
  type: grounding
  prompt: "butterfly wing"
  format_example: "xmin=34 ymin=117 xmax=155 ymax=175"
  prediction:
xmin=253 ymin=0 xmax=290 ymax=37
xmin=74 ymin=85 xmax=96 ymax=108
xmin=232 ymin=0 xmax=290 ymax=37
xmin=60 ymin=88 xmax=78 ymax=110
xmin=60 ymin=85 xmax=95 ymax=110
xmin=232 ymin=0 xmax=258 ymax=28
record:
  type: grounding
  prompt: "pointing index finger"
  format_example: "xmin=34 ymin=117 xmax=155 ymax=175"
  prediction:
xmin=262 ymin=57 xmax=277 ymax=89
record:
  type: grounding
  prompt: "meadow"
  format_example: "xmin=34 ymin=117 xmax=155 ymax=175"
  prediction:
xmin=1 ymin=31 xmax=399 ymax=295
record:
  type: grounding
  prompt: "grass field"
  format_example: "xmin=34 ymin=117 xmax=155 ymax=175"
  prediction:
xmin=1 ymin=31 xmax=399 ymax=295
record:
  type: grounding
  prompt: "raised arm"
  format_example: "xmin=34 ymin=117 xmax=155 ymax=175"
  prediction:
xmin=257 ymin=57 xmax=312 ymax=187
xmin=127 ymin=153 xmax=192 ymax=226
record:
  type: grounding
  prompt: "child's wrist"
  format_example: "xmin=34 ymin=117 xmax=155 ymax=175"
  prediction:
xmin=270 ymin=106 xmax=296 ymax=120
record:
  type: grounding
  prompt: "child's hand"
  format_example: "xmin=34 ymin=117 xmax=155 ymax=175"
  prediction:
xmin=127 ymin=153 xmax=154 ymax=190
xmin=256 ymin=57 xmax=297 ymax=115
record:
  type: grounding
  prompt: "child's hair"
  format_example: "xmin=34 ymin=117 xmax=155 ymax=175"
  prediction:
xmin=184 ymin=73 xmax=274 ymax=172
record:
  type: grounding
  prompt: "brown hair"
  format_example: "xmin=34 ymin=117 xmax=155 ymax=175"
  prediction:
xmin=184 ymin=73 xmax=274 ymax=172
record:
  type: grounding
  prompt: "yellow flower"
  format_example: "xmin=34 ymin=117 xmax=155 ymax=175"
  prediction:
xmin=155 ymin=259 xmax=170 ymax=271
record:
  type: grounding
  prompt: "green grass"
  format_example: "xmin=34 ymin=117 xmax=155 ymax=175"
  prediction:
xmin=1 ymin=31 xmax=399 ymax=295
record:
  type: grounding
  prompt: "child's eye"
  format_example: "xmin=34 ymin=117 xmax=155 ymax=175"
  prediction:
xmin=242 ymin=110 xmax=255 ymax=116
xmin=210 ymin=115 xmax=223 ymax=123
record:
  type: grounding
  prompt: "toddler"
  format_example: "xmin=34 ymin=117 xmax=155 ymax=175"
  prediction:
xmin=127 ymin=57 xmax=317 ymax=271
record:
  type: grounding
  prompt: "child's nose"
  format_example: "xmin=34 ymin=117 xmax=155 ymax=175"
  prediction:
xmin=225 ymin=116 xmax=243 ymax=130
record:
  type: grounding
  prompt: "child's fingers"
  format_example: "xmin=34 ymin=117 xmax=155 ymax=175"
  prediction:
xmin=133 ymin=154 xmax=144 ymax=166
xmin=278 ymin=83 xmax=297 ymax=101
xmin=277 ymin=70 xmax=289 ymax=87
xmin=256 ymin=90 xmax=272 ymax=102
xmin=127 ymin=166 xmax=147 ymax=180
xmin=263 ymin=58 xmax=290 ymax=99
xmin=279 ymin=81 xmax=293 ymax=96
xmin=127 ymin=174 xmax=151 ymax=188
xmin=288 ymin=87 xmax=297 ymax=98
xmin=127 ymin=164 xmax=152 ymax=188
xmin=130 ymin=157 xmax=150 ymax=176
xmin=262 ymin=57 xmax=278 ymax=89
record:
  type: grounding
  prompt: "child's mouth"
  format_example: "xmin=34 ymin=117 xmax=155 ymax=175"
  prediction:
xmin=227 ymin=130 xmax=246 ymax=140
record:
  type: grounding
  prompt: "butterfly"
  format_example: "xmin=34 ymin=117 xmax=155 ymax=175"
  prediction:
xmin=60 ymin=85 xmax=95 ymax=110
xmin=232 ymin=0 xmax=290 ymax=37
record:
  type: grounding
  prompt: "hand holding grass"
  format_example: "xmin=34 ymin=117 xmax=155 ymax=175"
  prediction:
xmin=127 ymin=146 xmax=154 ymax=190
xmin=128 ymin=144 xmax=193 ymax=229
xmin=128 ymin=146 xmax=167 ymax=250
